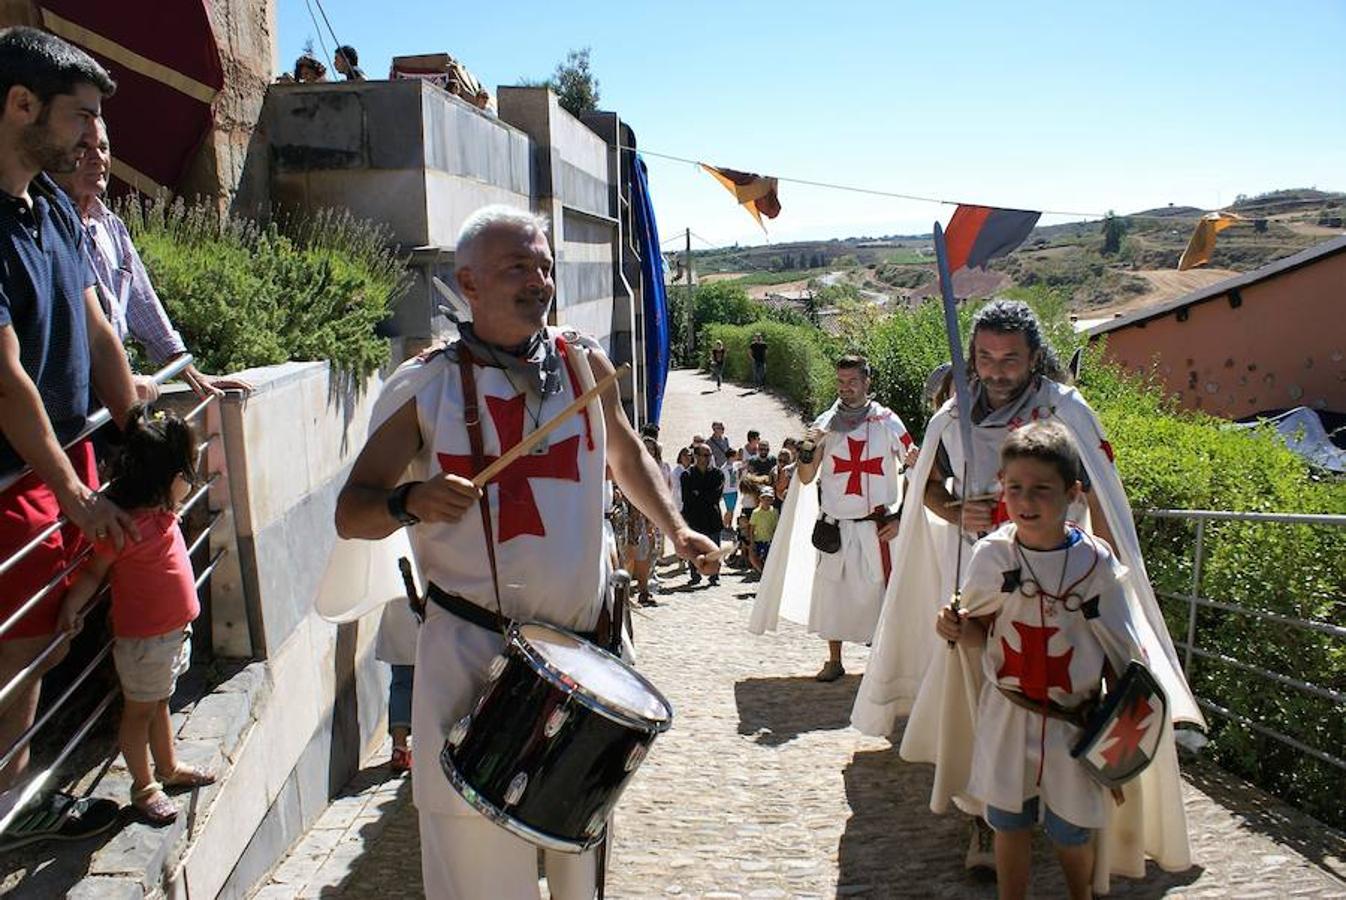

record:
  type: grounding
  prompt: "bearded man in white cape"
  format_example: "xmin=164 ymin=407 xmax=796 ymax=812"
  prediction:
xmin=850 ymin=299 xmax=1204 ymax=890
xmin=749 ymin=354 xmax=913 ymax=681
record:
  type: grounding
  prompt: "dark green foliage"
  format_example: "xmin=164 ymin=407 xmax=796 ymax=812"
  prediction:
xmin=1101 ymin=210 xmax=1128 ymax=255
xmin=1079 ymin=359 xmax=1346 ymax=828
xmin=551 ymin=47 xmax=599 ymax=118
xmin=669 ymin=281 xmax=766 ymax=364
xmin=702 ymin=321 xmax=836 ymax=417
xmin=123 ymin=199 xmax=408 ymax=380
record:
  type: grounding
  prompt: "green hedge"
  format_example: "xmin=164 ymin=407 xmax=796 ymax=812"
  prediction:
xmin=1080 ymin=362 xmax=1346 ymax=826
xmin=123 ymin=200 xmax=408 ymax=380
xmin=701 ymin=320 xmax=836 ymax=417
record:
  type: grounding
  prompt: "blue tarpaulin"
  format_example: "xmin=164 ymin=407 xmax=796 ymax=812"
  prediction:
xmin=630 ymin=154 xmax=670 ymax=423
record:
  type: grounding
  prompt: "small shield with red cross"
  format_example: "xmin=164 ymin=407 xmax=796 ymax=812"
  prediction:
xmin=1071 ymin=661 xmax=1169 ymax=788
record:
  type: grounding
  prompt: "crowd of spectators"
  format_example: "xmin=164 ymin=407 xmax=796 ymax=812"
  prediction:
xmin=615 ymin=417 xmax=803 ymax=607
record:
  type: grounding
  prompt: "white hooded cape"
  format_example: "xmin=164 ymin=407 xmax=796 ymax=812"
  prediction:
xmin=313 ymin=354 xmax=447 ymax=627
xmin=851 ymin=380 xmax=1202 ymax=893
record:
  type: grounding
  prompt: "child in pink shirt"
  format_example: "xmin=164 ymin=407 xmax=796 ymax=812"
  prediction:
xmin=59 ymin=405 xmax=214 ymax=824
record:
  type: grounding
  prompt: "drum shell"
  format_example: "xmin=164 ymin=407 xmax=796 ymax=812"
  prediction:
xmin=443 ymin=629 xmax=666 ymax=851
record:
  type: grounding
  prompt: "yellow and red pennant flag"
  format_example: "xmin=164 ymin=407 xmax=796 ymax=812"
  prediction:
xmin=943 ymin=204 xmax=1042 ymax=272
xmin=699 ymin=164 xmax=781 ymax=232
xmin=1178 ymin=212 xmax=1244 ymax=271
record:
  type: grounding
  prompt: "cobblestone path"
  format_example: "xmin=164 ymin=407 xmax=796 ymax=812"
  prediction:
xmin=256 ymin=370 xmax=1346 ymax=899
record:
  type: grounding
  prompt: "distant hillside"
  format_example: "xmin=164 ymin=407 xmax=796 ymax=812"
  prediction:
xmin=689 ymin=188 xmax=1345 ymax=314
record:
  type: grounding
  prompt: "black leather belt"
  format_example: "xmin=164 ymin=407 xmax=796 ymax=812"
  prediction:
xmin=426 ymin=582 xmax=600 ymax=644
xmin=997 ymin=686 xmax=1096 ymax=728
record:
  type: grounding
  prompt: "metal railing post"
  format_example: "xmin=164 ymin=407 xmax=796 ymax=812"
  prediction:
xmin=1184 ymin=518 xmax=1205 ymax=674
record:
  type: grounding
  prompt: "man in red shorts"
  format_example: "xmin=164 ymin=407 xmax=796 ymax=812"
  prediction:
xmin=0 ymin=27 xmax=137 ymax=846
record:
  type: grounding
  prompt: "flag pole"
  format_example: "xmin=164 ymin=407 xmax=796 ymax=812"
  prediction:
xmin=933 ymin=222 xmax=976 ymax=646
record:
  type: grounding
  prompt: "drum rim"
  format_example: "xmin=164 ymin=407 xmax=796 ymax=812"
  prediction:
xmin=510 ymin=620 xmax=673 ymax=732
xmin=440 ymin=742 xmax=601 ymax=854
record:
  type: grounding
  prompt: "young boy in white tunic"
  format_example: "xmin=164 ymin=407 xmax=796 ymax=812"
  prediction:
xmin=938 ymin=421 xmax=1148 ymax=900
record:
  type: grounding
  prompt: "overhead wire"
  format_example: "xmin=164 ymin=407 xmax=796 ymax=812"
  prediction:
xmin=301 ymin=0 xmax=330 ymax=61
xmin=311 ymin=0 xmax=344 ymax=57
xmin=624 ymin=145 xmax=1212 ymax=225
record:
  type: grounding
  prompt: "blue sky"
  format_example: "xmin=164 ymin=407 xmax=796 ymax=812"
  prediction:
xmin=277 ymin=0 xmax=1346 ymax=248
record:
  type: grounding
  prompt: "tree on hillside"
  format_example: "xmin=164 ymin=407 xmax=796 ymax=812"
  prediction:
xmin=1101 ymin=210 xmax=1128 ymax=255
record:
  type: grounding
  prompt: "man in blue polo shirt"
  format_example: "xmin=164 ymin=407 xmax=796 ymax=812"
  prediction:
xmin=0 ymin=27 xmax=137 ymax=846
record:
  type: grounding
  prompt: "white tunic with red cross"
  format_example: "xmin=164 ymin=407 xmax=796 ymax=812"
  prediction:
xmin=962 ymin=524 xmax=1147 ymax=829
xmin=407 ymin=328 xmax=611 ymax=816
xmin=807 ymin=401 xmax=912 ymax=643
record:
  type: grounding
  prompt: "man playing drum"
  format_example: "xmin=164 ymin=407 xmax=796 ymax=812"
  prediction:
xmin=335 ymin=205 xmax=715 ymax=899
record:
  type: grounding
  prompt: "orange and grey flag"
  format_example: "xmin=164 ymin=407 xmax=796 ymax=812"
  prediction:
xmin=943 ymin=204 xmax=1041 ymax=272
xmin=1178 ymin=212 xmax=1244 ymax=271
xmin=699 ymin=164 xmax=781 ymax=232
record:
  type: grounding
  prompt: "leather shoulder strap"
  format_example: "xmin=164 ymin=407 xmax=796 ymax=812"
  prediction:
xmin=456 ymin=347 xmax=506 ymax=627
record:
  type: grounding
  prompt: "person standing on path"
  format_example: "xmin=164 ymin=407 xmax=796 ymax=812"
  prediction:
xmin=749 ymin=332 xmax=768 ymax=390
xmin=710 ymin=340 xmax=726 ymax=390
xmin=334 ymin=205 xmax=715 ymax=898
xmin=749 ymin=355 xmax=912 ymax=683
xmin=707 ymin=421 xmax=731 ymax=468
xmin=680 ymin=444 xmax=724 ymax=587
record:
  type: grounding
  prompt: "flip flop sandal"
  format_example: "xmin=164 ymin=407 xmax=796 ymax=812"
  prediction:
xmin=131 ymin=783 xmax=178 ymax=826
xmin=0 ymin=792 xmax=120 ymax=851
xmin=156 ymin=765 xmax=217 ymax=791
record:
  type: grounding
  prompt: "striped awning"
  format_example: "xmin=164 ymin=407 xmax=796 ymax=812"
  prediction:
xmin=40 ymin=2 xmax=223 ymax=195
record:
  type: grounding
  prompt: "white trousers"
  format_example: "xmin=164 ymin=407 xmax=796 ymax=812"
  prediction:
xmin=419 ymin=810 xmax=598 ymax=900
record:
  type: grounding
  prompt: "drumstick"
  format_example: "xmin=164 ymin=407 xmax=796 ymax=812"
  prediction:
xmin=471 ymin=364 xmax=630 ymax=488
xmin=698 ymin=540 xmax=737 ymax=564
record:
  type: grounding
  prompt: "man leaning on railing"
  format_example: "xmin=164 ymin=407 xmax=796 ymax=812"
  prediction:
xmin=0 ymin=27 xmax=139 ymax=848
xmin=49 ymin=115 xmax=252 ymax=401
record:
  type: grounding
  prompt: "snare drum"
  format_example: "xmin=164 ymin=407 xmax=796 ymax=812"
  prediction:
xmin=441 ymin=621 xmax=672 ymax=852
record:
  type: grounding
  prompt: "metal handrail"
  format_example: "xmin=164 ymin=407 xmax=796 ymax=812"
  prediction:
xmin=0 ymin=688 xmax=119 ymax=836
xmin=0 ymin=358 xmax=234 ymax=837
xmin=0 ymin=354 xmax=193 ymax=497
xmin=0 ymin=642 xmax=113 ymax=774
xmin=1141 ymin=508 xmax=1346 ymax=526
xmin=1137 ymin=508 xmax=1344 ymax=773
xmin=1155 ymin=590 xmax=1346 ymax=640
xmin=0 ymin=472 xmax=220 ymax=640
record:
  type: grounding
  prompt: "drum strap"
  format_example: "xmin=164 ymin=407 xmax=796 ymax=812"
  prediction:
xmin=457 ymin=348 xmax=506 ymax=628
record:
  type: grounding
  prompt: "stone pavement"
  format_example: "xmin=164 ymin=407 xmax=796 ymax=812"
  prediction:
xmin=253 ymin=370 xmax=1346 ymax=898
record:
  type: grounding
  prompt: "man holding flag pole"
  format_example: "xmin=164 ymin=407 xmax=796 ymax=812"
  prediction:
xmin=851 ymin=205 xmax=1202 ymax=889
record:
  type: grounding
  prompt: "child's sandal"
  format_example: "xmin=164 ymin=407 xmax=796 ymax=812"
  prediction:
xmin=156 ymin=765 xmax=217 ymax=791
xmin=131 ymin=782 xmax=178 ymax=825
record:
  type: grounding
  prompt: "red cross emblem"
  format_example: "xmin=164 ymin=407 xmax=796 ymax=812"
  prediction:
xmin=997 ymin=621 xmax=1074 ymax=702
xmin=832 ymin=437 xmax=885 ymax=496
xmin=1101 ymin=695 xmax=1154 ymax=770
xmin=438 ymin=394 xmax=580 ymax=542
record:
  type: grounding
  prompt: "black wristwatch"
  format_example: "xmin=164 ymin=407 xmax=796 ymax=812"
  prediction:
xmin=387 ymin=482 xmax=422 ymax=527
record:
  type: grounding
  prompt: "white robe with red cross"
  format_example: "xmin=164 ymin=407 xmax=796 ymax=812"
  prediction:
xmin=962 ymin=526 xmax=1145 ymax=830
xmin=750 ymin=400 xmax=911 ymax=643
xmin=400 ymin=329 xmax=611 ymax=818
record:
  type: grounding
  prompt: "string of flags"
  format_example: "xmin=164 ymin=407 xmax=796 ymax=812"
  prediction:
xmin=693 ymin=155 xmax=1247 ymax=269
